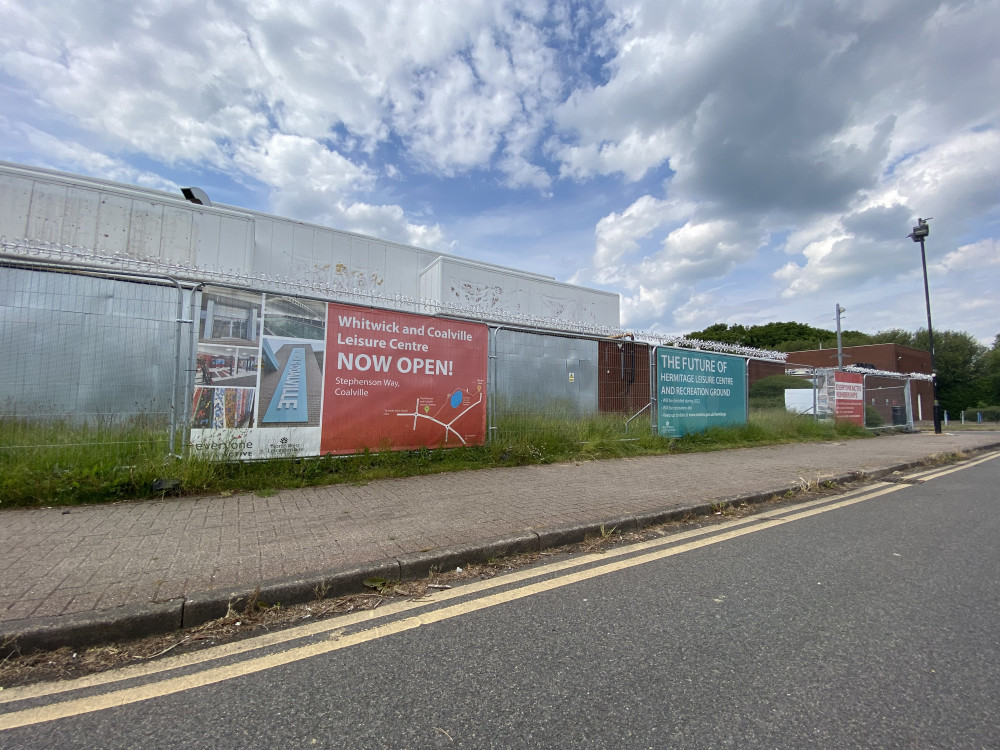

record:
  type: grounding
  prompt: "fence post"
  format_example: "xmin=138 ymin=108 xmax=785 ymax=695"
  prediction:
xmin=487 ymin=325 xmax=502 ymax=443
xmin=863 ymin=372 xmax=868 ymax=426
xmin=649 ymin=348 xmax=657 ymax=436
xmin=169 ymin=278 xmax=187 ymax=458
xmin=179 ymin=283 xmax=205 ymax=457
xmin=904 ymin=376 xmax=914 ymax=431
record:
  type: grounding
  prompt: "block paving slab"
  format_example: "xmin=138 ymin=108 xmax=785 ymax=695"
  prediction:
xmin=1 ymin=430 xmax=998 ymax=651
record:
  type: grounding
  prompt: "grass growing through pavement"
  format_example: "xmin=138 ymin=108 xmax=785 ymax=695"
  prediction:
xmin=0 ymin=409 xmax=873 ymax=508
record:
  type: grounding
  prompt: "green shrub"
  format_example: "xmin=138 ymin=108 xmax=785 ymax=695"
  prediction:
xmin=865 ymin=405 xmax=884 ymax=427
xmin=965 ymin=405 xmax=1000 ymax=422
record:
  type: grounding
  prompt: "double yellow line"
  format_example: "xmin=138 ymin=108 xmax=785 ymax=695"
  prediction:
xmin=2 ymin=451 xmax=996 ymax=731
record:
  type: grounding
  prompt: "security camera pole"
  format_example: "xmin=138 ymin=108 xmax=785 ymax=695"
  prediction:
xmin=908 ymin=217 xmax=941 ymax=434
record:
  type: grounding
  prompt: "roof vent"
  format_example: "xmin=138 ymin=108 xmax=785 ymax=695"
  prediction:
xmin=181 ymin=187 xmax=212 ymax=206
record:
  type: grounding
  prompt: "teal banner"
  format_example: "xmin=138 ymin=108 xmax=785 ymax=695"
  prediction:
xmin=656 ymin=348 xmax=747 ymax=437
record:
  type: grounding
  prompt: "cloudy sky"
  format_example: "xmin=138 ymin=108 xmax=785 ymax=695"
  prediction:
xmin=2 ymin=0 xmax=998 ymax=342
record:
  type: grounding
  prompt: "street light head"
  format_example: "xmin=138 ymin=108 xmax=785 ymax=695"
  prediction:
xmin=909 ymin=217 xmax=931 ymax=242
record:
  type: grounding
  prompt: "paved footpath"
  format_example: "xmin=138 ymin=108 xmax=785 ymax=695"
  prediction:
xmin=2 ymin=430 xmax=999 ymax=650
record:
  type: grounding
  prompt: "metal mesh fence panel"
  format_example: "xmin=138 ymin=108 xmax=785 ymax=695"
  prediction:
xmin=863 ymin=373 xmax=912 ymax=428
xmin=488 ymin=327 xmax=654 ymax=444
xmin=0 ymin=261 xmax=188 ymax=469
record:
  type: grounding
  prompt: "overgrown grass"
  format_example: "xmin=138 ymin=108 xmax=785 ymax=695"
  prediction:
xmin=0 ymin=409 xmax=874 ymax=507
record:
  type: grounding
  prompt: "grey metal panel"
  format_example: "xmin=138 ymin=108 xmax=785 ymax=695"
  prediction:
xmin=95 ymin=192 xmax=132 ymax=255
xmin=252 ymin=216 xmax=275 ymax=272
xmin=216 ymin=213 xmax=253 ymax=270
xmin=342 ymin=236 xmax=378 ymax=293
xmin=493 ymin=330 xmax=598 ymax=415
xmin=290 ymin=224 xmax=335 ymax=285
xmin=61 ymin=186 xmax=101 ymax=247
xmin=290 ymin=223 xmax=318 ymax=280
xmin=194 ymin=211 xmax=247 ymax=269
xmin=324 ymin=231 xmax=352 ymax=288
xmin=329 ymin=231 xmax=352 ymax=267
xmin=160 ymin=205 xmax=195 ymax=262
xmin=311 ymin=228 xmax=336 ymax=280
xmin=0 ymin=172 xmax=32 ymax=237
xmin=25 ymin=180 xmax=67 ymax=243
xmin=382 ymin=243 xmax=401 ymax=295
xmin=127 ymin=198 xmax=165 ymax=257
xmin=0 ymin=266 xmax=179 ymax=421
xmin=264 ymin=218 xmax=295 ymax=275
xmin=419 ymin=257 xmax=442 ymax=302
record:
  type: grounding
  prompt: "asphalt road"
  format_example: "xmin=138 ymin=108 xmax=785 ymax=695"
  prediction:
xmin=3 ymin=453 xmax=998 ymax=749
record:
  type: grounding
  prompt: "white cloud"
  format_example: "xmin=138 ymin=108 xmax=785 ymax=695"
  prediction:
xmin=0 ymin=122 xmax=181 ymax=193
xmin=593 ymin=195 xmax=693 ymax=270
xmin=639 ymin=219 xmax=761 ymax=286
xmin=235 ymin=133 xmax=373 ymax=201
xmin=774 ymin=129 xmax=1000 ymax=302
xmin=322 ymin=201 xmax=447 ymax=251
xmin=933 ymin=238 xmax=1000 ymax=274
xmin=619 ymin=282 xmax=678 ymax=326
xmin=1 ymin=0 xmax=998 ymax=343
xmin=0 ymin=1 xmax=565 ymax=201
xmin=556 ymin=129 xmax=674 ymax=182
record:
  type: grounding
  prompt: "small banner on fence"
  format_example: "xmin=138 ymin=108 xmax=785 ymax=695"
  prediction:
xmin=655 ymin=347 xmax=747 ymax=438
xmin=320 ymin=303 xmax=488 ymax=455
xmin=834 ymin=371 xmax=865 ymax=425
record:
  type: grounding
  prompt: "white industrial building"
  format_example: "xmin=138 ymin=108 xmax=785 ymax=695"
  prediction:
xmin=0 ymin=161 xmax=619 ymax=328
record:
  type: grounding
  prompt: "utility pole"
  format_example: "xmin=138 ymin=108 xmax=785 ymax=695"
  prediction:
xmin=908 ymin=217 xmax=941 ymax=434
xmin=835 ymin=303 xmax=845 ymax=370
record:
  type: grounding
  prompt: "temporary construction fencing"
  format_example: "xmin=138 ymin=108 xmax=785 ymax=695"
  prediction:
xmin=781 ymin=366 xmax=922 ymax=430
xmin=2 ymin=240 xmax=793 ymax=471
xmin=3 ymin=245 xmax=937 ymax=480
xmin=0 ymin=259 xmax=197 ymax=469
xmin=861 ymin=373 xmax=915 ymax=428
xmin=488 ymin=328 xmax=655 ymax=442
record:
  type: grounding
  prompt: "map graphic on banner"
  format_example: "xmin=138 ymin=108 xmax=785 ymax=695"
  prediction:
xmin=321 ymin=303 xmax=488 ymax=455
xmin=395 ymin=385 xmax=485 ymax=445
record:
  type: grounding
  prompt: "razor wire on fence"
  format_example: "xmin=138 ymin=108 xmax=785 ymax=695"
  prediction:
xmin=0 ymin=236 xmax=788 ymax=361
xmin=1 ymin=238 xmax=934 ymax=472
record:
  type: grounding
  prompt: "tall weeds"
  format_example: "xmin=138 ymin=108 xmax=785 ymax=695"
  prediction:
xmin=0 ymin=408 xmax=873 ymax=507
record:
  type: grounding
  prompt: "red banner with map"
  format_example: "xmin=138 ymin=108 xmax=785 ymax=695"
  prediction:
xmin=320 ymin=303 xmax=488 ymax=455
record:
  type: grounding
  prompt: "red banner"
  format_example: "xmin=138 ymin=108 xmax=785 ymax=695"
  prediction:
xmin=320 ymin=303 xmax=488 ymax=454
xmin=834 ymin=371 xmax=865 ymax=425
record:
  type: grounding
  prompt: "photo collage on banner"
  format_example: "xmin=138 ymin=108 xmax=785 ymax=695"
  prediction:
xmin=190 ymin=287 xmax=326 ymax=459
xmin=321 ymin=302 xmax=488 ymax=455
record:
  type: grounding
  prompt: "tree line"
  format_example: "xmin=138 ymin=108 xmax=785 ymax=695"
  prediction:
xmin=685 ymin=322 xmax=1000 ymax=417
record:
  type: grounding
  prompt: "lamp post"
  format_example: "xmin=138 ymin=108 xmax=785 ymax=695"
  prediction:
xmin=908 ymin=217 xmax=941 ymax=434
